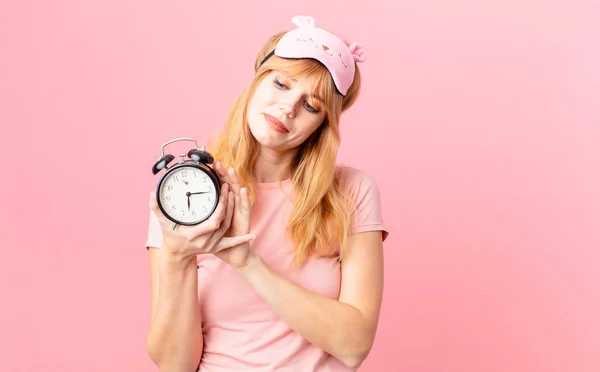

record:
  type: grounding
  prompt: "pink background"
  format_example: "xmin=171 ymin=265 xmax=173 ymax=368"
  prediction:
xmin=1 ymin=1 xmax=598 ymax=371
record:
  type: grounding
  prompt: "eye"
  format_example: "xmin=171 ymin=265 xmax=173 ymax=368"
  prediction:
xmin=303 ymin=100 xmax=319 ymax=113
xmin=274 ymin=78 xmax=288 ymax=90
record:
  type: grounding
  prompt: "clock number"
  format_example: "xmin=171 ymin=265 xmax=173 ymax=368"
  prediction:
xmin=167 ymin=185 xmax=173 ymax=191
xmin=182 ymin=171 xmax=188 ymax=177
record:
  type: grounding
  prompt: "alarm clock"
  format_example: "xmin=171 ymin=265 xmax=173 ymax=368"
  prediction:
xmin=152 ymin=137 xmax=221 ymax=227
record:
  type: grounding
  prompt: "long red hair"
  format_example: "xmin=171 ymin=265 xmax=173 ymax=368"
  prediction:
xmin=208 ymin=31 xmax=362 ymax=266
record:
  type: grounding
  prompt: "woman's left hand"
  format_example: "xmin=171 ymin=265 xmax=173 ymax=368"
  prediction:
xmin=214 ymin=162 xmax=251 ymax=236
xmin=213 ymin=162 xmax=254 ymax=270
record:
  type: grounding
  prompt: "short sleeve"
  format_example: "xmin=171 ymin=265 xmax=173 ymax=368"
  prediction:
xmin=338 ymin=166 xmax=389 ymax=242
xmin=145 ymin=210 xmax=164 ymax=249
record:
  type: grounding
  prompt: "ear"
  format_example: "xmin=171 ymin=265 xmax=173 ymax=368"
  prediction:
xmin=348 ymin=42 xmax=366 ymax=63
xmin=291 ymin=15 xmax=316 ymax=28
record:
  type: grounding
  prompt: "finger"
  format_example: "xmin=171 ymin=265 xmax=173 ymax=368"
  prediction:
xmin=240 ymin=187 xmax=251 ymax=214
xmin=214 ymin=161 xmax=231 ymax=182
xmin=223 ymin=168 xmax=243 ymax=215
xmin=224 ymin=190 xmax=235 ymax=228
xmin=149 ymin=191 xmax=171 ymax=228
xmin=228 ymin=167 xmax=241 ymax=187
xmin=228 ymin=167 xmax=243 ymax=199
xmin=214 ymin=234 xmax=256 ymax=252
xmin=205 ymin=190 xmax=235 ymax=248
xmin=205 ymin=191 xmax=235 ymax=248
xmin=189 ymin=183 xmax=230 ymax=236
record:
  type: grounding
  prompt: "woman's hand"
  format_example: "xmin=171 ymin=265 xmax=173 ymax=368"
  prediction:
xmin=213 ymin=162 xmax=255 ymax=270
xmin=214 ymin=162 xmax=251 ymax=236
xmin=213 ymin=185 xmax=254 ymax=270
xmin=149 ymin=182 xmax=255 ymax=266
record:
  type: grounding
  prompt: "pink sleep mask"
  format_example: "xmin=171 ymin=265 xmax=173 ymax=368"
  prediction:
xmin=258 ymin=16 xmax=365 ymax=96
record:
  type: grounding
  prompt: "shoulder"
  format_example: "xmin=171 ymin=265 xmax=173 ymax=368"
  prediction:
xmin=335 ymin=164 xmax=389 ymax=241
xmin=335 ymin=164 xmax=381 ymax=196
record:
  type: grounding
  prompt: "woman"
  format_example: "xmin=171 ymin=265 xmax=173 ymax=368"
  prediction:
xmin=145 ymin=15 xmax=389 ymax=372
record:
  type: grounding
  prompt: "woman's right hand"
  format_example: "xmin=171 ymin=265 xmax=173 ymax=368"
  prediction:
xmin=149 ymin=182 xmax=256 ymax=265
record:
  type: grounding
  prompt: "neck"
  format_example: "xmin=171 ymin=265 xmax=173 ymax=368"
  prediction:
xmin=253 ymin=147 xmax=296 ymax=183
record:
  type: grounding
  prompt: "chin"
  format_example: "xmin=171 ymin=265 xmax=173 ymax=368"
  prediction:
xmin=256 ymin=138 xmax=288 ymax=151
xmin=254 ymin=134 xmax=296 ymax=153
xmin=249 ymin=121 xmax=278 ymax=143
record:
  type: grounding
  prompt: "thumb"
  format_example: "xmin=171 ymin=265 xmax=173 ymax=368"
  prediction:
xmin=214 ymin=234 xmax=256 ymax=252
xmin=149 ymin=191 xmax=171 ymax=228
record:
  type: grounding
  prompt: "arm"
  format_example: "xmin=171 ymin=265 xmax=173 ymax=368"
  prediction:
xmin=146 ymin=248 xmax=203 ymax=372
xmin=237 ymin=230 xmax=384 ymax=369
xmin=144 ymin=184 xmax=254 ymax=372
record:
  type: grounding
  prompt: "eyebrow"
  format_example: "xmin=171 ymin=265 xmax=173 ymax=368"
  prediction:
xmin=310 ymin=92 xmax=323 ymax=103
xmin=276 ymin=72 xmax=324 ymax=102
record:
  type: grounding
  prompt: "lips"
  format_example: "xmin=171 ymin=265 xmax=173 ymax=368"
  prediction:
xmin=264 ymin=114 xmax=289 ymax=133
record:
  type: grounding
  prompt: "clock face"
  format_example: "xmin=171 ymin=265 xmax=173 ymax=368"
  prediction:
xmin=158 ymin=165 xmax=219 ymax=224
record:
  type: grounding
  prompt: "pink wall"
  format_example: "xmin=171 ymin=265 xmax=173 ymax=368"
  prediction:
xmin=1 ymin=1 xmax=598 ymax=371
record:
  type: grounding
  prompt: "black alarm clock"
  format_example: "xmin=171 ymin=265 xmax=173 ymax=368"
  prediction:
xmin=152 ymin=137 xmax=221 ymax=226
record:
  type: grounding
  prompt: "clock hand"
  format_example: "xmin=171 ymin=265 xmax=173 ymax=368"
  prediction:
xmin=185 ymin=191 xmax=209 ymax=211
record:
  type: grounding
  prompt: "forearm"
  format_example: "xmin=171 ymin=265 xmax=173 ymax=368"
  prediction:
xmin=147 ymin=253 xmax=203 ymax=372
xmin=237 ymin=254 xmax=374 ymax=368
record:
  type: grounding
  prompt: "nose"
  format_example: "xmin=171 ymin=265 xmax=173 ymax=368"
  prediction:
xmin=280 ymin=91 xmax=304 ymax=118
xmin=279 ymin=101 xmax=296 ymax=118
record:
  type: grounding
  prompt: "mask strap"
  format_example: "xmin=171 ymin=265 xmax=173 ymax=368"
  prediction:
xmin=257 ymin=50 xmax=275 ymax=70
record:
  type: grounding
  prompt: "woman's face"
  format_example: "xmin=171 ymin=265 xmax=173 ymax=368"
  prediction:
xmin=246 ymin=71 xmax=327 ymax=154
